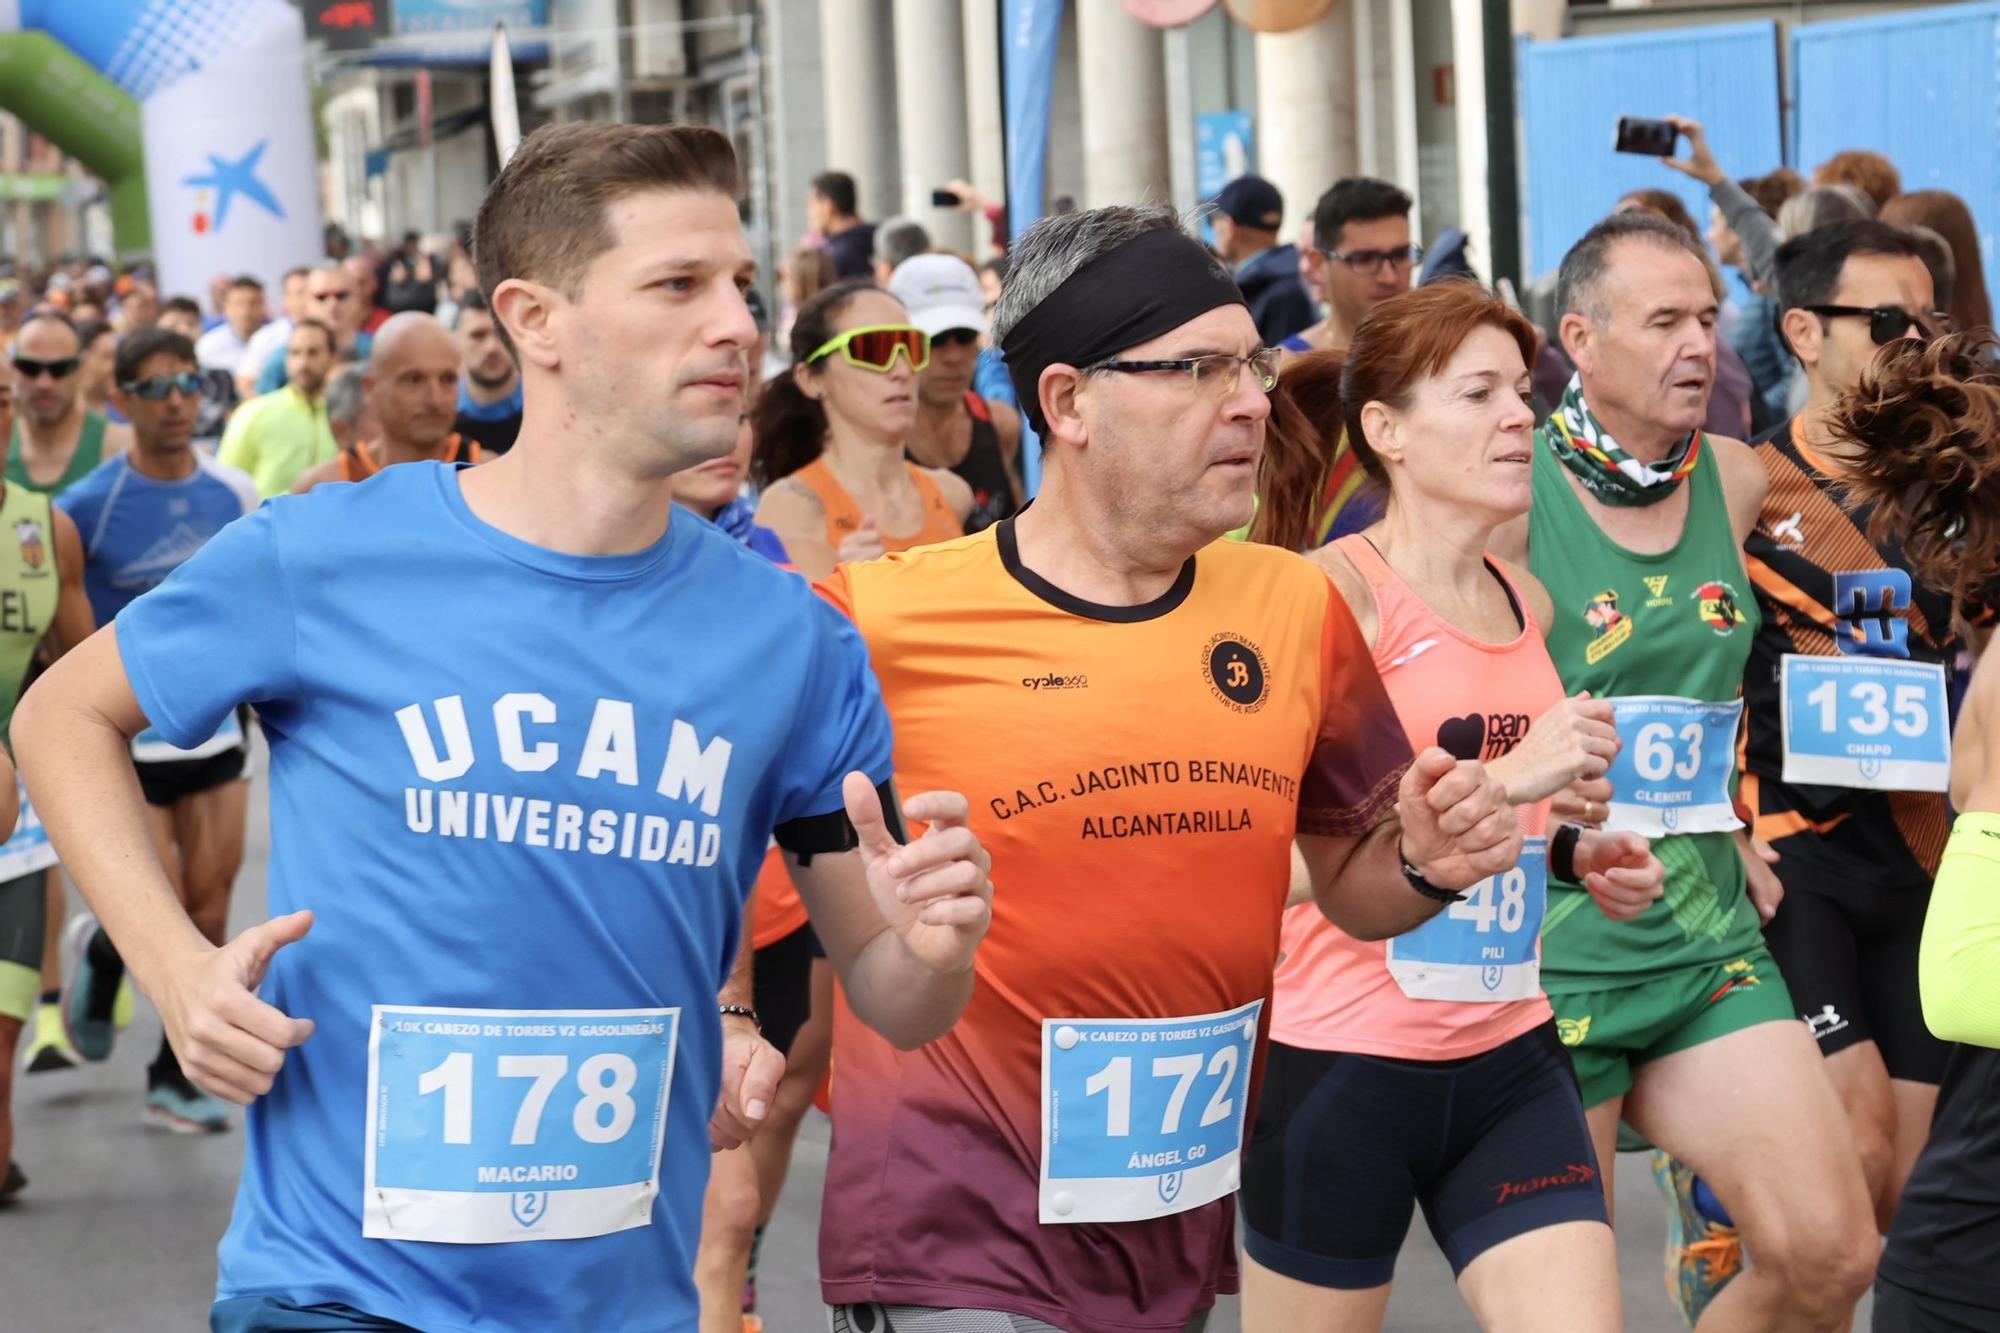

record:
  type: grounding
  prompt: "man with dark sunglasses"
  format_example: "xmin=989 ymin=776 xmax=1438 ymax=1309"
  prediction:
xmin=7 ymin=312 xmax=128 ymax=497
xmin=890 ymin=255 xmax=1023 ymax=534
xmin=1728 ymin=219 xmax=1980 ymax=1268
xmin=52 ymin=326 xmax=260 ymax=1136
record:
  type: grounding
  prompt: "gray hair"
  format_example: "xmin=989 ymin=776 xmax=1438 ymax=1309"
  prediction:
xmin=324 ymin=364 xmax=368 ymax=427
xmin=1778 ymin=184 xmax=1875 ymax=240
xmin=991 ymin=204 xmax=1206 ymax=345
xmin=873 ymin=216 xmax=931 ymax=270
xmin=1556 ymin=211 xmax=1712 ymax=324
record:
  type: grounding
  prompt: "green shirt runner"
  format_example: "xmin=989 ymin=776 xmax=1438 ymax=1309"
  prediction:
xmin=6 ymin=411 xmax=106 ymax=496
xmin=1528 ymin=430 xmax=1764 ymax=989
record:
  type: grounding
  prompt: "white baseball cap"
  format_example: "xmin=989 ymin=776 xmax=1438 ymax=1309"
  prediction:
xmin=888 ymin=253 xmax=987 ymax=339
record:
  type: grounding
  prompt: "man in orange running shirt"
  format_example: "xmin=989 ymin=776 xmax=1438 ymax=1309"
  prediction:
xmin=816 ymin=204 xmax=1523 ymax=1333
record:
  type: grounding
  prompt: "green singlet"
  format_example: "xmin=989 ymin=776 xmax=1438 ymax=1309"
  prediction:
xmin=1528 ymin=429 xmax=1763 ymax=990
xmin=0 ymin=482 xmax=59 ymax=743
xmin=6 ymin=411 xmax=106 ymax=496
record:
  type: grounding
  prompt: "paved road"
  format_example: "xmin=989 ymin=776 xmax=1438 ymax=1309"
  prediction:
xmin=6 ymin=756 xmax=1870 ymax=1331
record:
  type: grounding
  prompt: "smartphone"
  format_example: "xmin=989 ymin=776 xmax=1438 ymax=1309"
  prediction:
xmin=930 ymin=188 xmax=962 ymax=208
xmin=1614 ymin=116 xmax=1679 ymax=157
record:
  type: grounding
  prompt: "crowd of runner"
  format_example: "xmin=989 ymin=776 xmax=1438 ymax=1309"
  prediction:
xmin=0 ymin=113 xmax=1996 ymax=1333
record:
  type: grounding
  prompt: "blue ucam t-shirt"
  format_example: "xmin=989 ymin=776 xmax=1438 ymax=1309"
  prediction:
xmin=114 ymin=462 xmax=893 ymax=1333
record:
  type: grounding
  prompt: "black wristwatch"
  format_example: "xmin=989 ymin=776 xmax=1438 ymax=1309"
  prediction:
xmin=1551 ymin=823 xmax=1584 ymax=885
xmin=1399 ymin=843 xmax=1466 ymax=904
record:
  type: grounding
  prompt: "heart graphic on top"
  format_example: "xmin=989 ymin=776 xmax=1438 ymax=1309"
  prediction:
xmin=1436 ymin=714 xmax=1486 ymax=761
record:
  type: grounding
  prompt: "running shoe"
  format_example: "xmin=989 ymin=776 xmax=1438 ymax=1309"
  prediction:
xmin=1652 ymin=1149 xmax=1743 ymax=1326
xmin=60 ymin=913 xmax=119 ymax=1062
xmin=145 ymin=1067 xmax=231 ymax=1135
xmin=22 ymin=999 xmax=80 ymax=1073
xmin=1 ymin=1159 xmax=25 ymax=1203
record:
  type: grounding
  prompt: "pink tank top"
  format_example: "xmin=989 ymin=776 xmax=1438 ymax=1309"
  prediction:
xmin=1269 ymin=535 xmax=1563 ymax=1059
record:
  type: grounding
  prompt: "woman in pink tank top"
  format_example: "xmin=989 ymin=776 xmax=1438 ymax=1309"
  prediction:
xmin=1240 ymin=283 xmax=1665 ymax=1331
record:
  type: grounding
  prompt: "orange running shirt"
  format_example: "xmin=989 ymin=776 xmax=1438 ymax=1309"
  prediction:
xmin=815 ymin=519 xmax=1412 ymax=1333
xmin=1270 ymin=535 xmax=1560 ymax=1059
xmin=338 ymin=435 xmax=485 ymax=483
xmin=790 ymin=456 xmax=962 ymax=552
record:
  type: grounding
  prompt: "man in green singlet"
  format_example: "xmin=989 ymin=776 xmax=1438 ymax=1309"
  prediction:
xmin=7 ymin=312 xmax=129 ymax=1078
xmin=0 ymin=365 xmax=100 ymax=1202
xmin=9 ymin=312 xmax=131 ymax=494
xmin=1493 ymin=212 xmax=1877 ymax=1332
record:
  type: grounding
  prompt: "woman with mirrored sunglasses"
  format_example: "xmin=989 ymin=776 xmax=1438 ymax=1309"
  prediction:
xmin=751 ymin=281 xmax=971 ymax=580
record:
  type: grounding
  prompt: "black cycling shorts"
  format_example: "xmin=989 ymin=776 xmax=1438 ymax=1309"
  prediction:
xmin=1241 ymin=1021 xmax=1607 ymax=1288
xmin=1761 ymin=852 xmax=1949 ymax=1084
xmin=136 ymin=745 xmax=247 ymax=808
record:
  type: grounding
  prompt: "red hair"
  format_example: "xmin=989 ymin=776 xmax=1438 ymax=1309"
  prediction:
xmin=1252 ymin=281 xmax=1537 ymax=549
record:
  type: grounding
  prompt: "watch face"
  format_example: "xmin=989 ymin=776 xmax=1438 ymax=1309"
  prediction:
xmin=1119 ymin=0 xmax=1218 ymax=24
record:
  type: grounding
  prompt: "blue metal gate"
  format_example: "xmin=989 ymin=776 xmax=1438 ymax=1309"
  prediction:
xmin=1517 ymin=21 xmax=1785 ymax=283
xmin=1793 ymin=2 xmax=2000 ymax=318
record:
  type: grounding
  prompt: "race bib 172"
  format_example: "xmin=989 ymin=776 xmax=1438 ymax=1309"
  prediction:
xmin=1039 ymin=1000 xmax=1261 ymax=1225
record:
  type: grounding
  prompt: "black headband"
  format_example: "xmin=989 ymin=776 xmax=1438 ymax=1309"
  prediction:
xmin=1000 ymin=227 xmax=1247 ymax=435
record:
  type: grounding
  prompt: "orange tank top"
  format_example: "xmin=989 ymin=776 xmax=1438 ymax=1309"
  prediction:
xmin=791 ymin=457 xmax=962 ymax=553
xmin=340 ymin=434 xmax=485 ymax=483
xmin=1269 ymin=534 xmax=1562 ymax=1060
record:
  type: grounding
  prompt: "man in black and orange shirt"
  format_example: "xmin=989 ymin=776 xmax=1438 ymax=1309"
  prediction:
xmin=814 ymin=205 xmax=1523 ymax=1333
xmin=1743 ymin=219 xmax=1990 ymax=1238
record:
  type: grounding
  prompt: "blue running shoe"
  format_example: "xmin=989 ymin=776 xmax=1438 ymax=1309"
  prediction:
xmin=145 ymin=1067 xmax=230 ymax=1135
xmin=60 ymin=913 xmax=119 ymax=1062
xmin=1652 ymin=1149 xmax=1743 ymax=1327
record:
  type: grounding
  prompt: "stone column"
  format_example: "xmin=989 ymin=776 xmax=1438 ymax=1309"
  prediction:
xmin=1075 ymin=0 xmax=1170 ymax=210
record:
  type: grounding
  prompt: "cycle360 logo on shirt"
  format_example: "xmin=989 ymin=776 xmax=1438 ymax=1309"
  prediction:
xmin=1038 ymin=1000 xmax=1261 ymax=1225
xmin=364 ymin=1006 xmax=678 ymax=1244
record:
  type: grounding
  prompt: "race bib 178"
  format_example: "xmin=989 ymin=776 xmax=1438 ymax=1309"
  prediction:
xmin=363 ymin=1005 xmax=677 ymax=1245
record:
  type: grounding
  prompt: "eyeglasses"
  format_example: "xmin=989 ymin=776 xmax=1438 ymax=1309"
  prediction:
xmin=1803 ymin=304 xmax=1943 ymax=346
xmin=931 ymin=328 xmax=980 ymax=348
xmin=1319 ymin=245 xmax=1424 ymax=275
xmin=119 ymin=371 xmax=203 ymax=401
xmin=1088 ymin=348 xmax=1282 ymax=397
xmin=11 ymin=355 xmax=79 ymax=381
xmin=807 ymin=324 xmax=931 ymax=373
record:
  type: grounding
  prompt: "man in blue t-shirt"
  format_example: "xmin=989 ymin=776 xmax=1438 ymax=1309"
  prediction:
xmin=55 ymin=326 xmax=260 ymax=1135
xmin=15 ymin=123 xmax=994 ymax=1333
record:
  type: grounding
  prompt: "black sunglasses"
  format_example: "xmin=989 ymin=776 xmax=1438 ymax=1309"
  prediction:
xmin=119 ymin=371 xmax=204 ymax=401
xmin=1803 ymin=304 xmax=1941 ymax=346
xmin=931 ymin=328 xmax=980 ymax=348
xmin=12 ymin=355 xmax=79 ymax=380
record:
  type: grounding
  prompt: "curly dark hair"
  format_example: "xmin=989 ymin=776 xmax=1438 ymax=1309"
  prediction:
xmin=1830 ymin=330 xmax=2000 ymax=612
